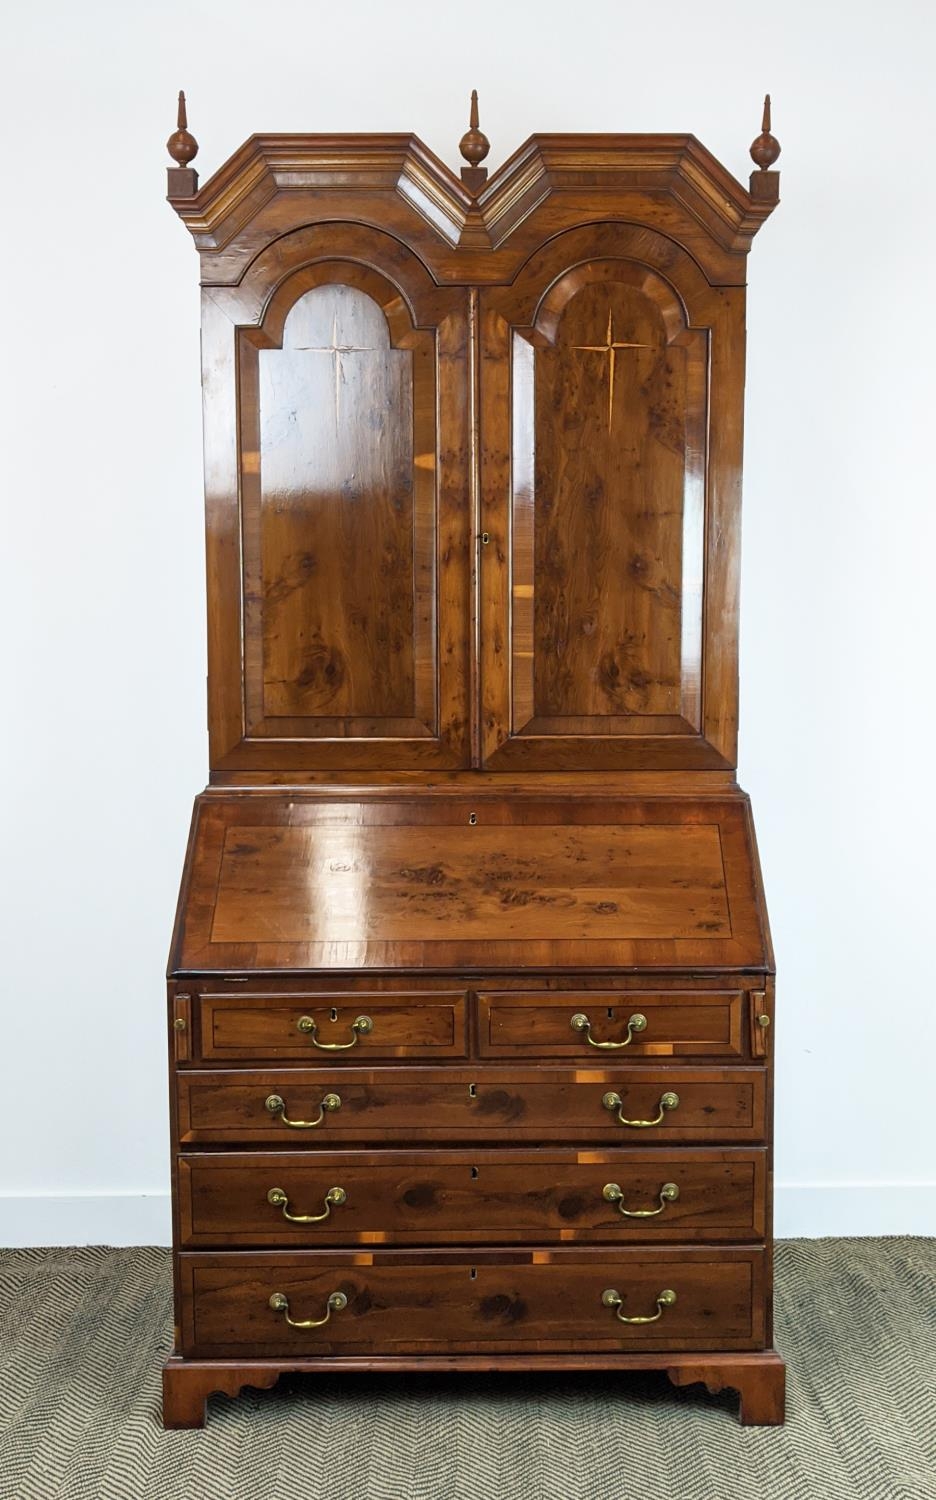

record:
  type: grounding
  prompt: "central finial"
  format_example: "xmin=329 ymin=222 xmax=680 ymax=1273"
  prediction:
xmin=459 ymin=90 xmax=490 ymax=194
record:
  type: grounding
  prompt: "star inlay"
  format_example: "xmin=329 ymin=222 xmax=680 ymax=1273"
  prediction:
xmin=572 ymin=312 xmax=654 ymax=431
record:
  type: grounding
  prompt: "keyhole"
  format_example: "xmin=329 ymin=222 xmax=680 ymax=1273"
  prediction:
xmin=470 ymin=1166 xmax=479 ymax=1179
xmin=330 ymin=1007 xmax=339 ymax=1023
xmin=607 ymin=1007 xmax=614 ymax=1020
xmin=469 ymin=1267 xmax=477 ymax=1280
xmin=468 ymin=812 xmax=478 ymax=825
xmin=468 ymin=1083 xmax=477 ymax=1099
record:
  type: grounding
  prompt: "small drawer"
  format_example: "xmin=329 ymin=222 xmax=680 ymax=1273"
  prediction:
xmin=179 ymin=1247 xmax=765 ymax=1356
xmin=177 ymin=1147 xmax=767 ymax=1247
xmin=194 ymin=992 xmax=468 ymax=1063
xmin=177 ymin=1066 xmax=767 ymax=1145
xmin=478 ymin=990 xmax=744 ymax=1059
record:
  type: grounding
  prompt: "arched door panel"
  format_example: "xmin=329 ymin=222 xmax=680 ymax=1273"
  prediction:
xmin=480 ymin=225 xmax=742 ymax=771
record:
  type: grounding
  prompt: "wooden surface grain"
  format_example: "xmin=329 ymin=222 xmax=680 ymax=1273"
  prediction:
xmin=177 ymin=1146 xmax=766 ymax=1248
xmin=176 ymin=1066 xmax=767 ymax=1145
xmin=178 ymin=1246 xmax=765 ymax=1358
xmin=170 ymin=794 xmax=770 ymax=973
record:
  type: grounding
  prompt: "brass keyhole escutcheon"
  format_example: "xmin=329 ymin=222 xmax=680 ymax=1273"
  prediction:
xmin=468 ymin=812 xmax=478 ymax=825
xmin=480 ymin=532 xmax=490 ymax=545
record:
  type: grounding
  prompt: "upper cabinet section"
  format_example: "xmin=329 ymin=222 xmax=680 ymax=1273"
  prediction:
xmin=168 ymin=103 xmax=779 ymax=776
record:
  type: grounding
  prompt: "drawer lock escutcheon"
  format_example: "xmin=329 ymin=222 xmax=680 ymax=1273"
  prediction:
xmin=268 ymin=1290 xmax=348 ymax=1329
xmin=267 ymin=1186 xmax=347 ymax=1223
xmin=602 ymin=1090 xmax=679 ymax=1128
xmin=570 ymin=1011 xmax=647 ymax=1049
xmin=602 ymin=1287 xmax=677 ymax=1324
xmin=297 ymin=1014 xmax=373 ymax=1050
xmin=264 ymin=1092 xmax=341 ymax=1129
xmin=603 ymin=1181 xmax=680 ymax=1217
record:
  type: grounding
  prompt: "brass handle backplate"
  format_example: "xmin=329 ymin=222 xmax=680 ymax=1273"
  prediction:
xmin=602 ymin=1287 xmax=677 ymax=1324
xmin=268 ymin=1290 xmax=348 ymax=1329
xmin=602 ymin=1090 xmax=679 ymax=1128
xmin=264 ymin=1092 xmax=341 ymax=1129
xmin=570 ymin=1011 xmax=647 ymax=1049
xmin=267 ymin=1186 xmax=347 ymax=1223
xmin=297 ymin=1014 xmax=373 ymax=1050
xmin=603 ymin=1181 xmax=680 ymax=1218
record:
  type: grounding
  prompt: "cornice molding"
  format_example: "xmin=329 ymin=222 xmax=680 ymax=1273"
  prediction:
xmin=168 ymin=130 xmax=779 ymax=273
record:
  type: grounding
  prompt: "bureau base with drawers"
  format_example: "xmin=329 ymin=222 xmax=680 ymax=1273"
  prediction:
xmin=163 ymin=792 xmax=783 ymax=1427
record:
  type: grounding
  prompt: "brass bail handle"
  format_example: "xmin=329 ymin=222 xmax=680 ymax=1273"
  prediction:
xmin=267 ymin=1186 xmax=347 ymax=1223
xmin=264 ymin=1092 xmax=341 ymax=1129
xmin=602 ymin=1288 xmax=677 ymax=1324
xmin=268 ymin=1290 xmax=348 ymax=1329
xmin=602 ymin=1090 xmax=679 ymax=1128
xmin=570 ymin=1011 xmax=647 ymax=1049
xmin=297 ymin=1014 xmax=373 ymax=1051
xmin=603 ymin=1181 xmax=680 ymax=1218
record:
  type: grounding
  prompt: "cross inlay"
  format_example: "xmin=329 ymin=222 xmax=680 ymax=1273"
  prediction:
xmin=302 ymin=310 xmax=375 ymax=428
xmin=572 ymin=312 xmax=654 ymax=431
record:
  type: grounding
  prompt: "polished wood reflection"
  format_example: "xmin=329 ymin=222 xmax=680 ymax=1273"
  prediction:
xmin=481 ymin=228 xmax=733 ymax=771
xmin=171 ymin=794 xmax=769 ymax=972
xmin=530 ymin=274 xmax=704 ymax=727
xmin=201 ymin=229 xmax=471 ymax=772
xmin=177 ymin=1147 xmax=766 ymax=1247
xmin=254 ymin=284 xmax=421 ymax=725
xmin=179 ymin=1247 xmax=765 ymax=1358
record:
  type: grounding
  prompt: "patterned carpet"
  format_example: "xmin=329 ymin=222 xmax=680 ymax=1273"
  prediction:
xmin=0 ymin=1240 xmax=933 ymax=1499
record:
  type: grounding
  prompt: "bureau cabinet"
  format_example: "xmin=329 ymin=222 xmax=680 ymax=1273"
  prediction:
xmin=163 ymin=93 xmax=784 ymax=1428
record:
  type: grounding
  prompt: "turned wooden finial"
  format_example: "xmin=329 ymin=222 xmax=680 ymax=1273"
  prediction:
xmin=459 ymin=89 xmax=490 ymax=194
xmin=167 ymin=90 xmax=199 ymax=168
xmin=750 ymin=93 xmax=781 ymax=170
xmin=166 ymin=90 xmax=199 ymax=198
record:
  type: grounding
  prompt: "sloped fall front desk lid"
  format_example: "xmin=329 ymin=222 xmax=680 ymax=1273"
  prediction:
xmin=169 ymin=795 xmax=772 ymax=975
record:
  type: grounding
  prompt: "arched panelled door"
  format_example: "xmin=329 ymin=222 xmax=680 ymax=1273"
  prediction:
xmin=480 ymin=224 xmax=743 ymax=771
xmin=203 ymin=227 xmax=471 ymax=772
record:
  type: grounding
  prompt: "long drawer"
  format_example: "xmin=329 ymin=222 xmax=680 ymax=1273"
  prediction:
xmin=177 ymin=1148 xmax=767 ymax=1246
xmin=176 ymin=1067 xmax=767 ymax=1145
xmin=178 ymin=1247 xmax=765 ymax=1357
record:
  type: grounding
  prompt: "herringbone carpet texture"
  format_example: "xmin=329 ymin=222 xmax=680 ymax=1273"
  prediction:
xmin=0 ymin=1240 xmax=932 ymax=1499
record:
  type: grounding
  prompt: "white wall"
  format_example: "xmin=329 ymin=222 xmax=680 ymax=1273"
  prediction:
xmin=1 ymin=0 xmax=934 ymax=1245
